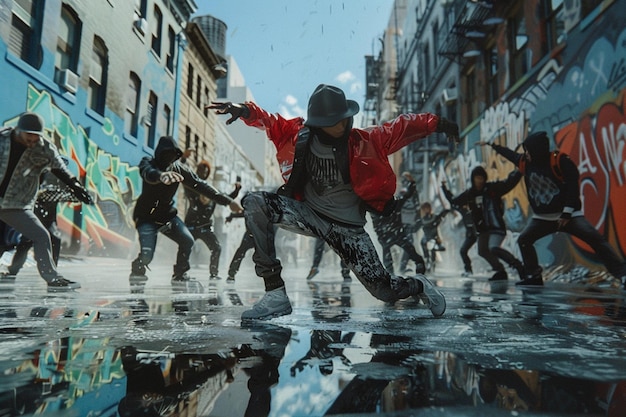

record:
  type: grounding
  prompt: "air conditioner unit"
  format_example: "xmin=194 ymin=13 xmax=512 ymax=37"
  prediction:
xmin=134 ymin=18 xmax=148 ymax=35
xmin=442 ymin=87 xmax=458 ymax=104
xmin=59 ymin=69 xmax=79 ymax=94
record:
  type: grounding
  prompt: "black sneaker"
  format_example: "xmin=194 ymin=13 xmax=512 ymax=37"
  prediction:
xmin=47 ymin=277 xmax=81 ymax=291
xmin=226 ymin=275 xmax=235 ymax=283
xmin=415 ymin=263 xmax=426 ymax=274
xmin=488 ymin=270 xmax=508 ymax=281
xmin=516 ymin=274 xmax=544 ymax=286
xmin=171 ymin=272 xmax=193 ymax=283
xmin=210 ymin=274 xmax=222 ymax=280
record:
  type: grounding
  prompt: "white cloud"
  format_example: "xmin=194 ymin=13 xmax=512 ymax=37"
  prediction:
xmin=279 ymin=102 xmax=306 ymax=119
xmin=284 ymin=94 xmax=298 ymax=106
xmin=349 ymin=81 xmax=362 ymax=94
xmin=279 ymin=94 xmax=305 ymax=118
xmin=335 ymin=70 xmax=355 ymax=84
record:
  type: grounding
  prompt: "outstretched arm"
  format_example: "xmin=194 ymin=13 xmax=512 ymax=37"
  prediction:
xmin=206 ymin=102 xmax=250 ymax=125
xmin=477 ymin=141 xmax=523 ymax=167
xmin=51 ymin=168 xmax=94 ymax=205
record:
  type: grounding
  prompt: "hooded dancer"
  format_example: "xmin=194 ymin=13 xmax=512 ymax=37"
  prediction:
xmin=442 ymin=181 xmax=478 ymax=276
xmin=185 ymin=160 xmax=241 ymax=280
xmin=371 ymin=178 xmax=426 ymax=276
xmin=444 ymin=166 xmax=524 ymax=281
xmin=209 ymin=84 xmax=459 ymax=320
xmin=130 ymin=136 xmax=242 ymax=284
xmin=482 ymin=132 xmax=626 ymax=286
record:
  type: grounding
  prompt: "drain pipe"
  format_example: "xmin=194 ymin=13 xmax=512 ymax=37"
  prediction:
xmin=172 ymin=31 xmax=188 ymax=136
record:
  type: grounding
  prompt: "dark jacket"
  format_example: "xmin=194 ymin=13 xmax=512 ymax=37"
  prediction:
xmin=442 ymin=184 xmax=477 ymax=237
xmin=185 ymin=184 xmax=240 ymax=228
xmin=448 ymin=168 xmax=522 ymax=234
xmin=421 ymin=210 xmax=449 ymax=241
xmin=371 ymin=181 xmax=417 ymax=239
xmin=133 ymin=136 xmax=233 ymax=225
xmin=491 ymin=132 xmax=580 ymax=215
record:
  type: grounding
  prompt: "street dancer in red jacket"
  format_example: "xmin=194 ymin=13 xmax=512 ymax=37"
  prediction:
xmin=209 ymin=84 xmax=459 ymax=320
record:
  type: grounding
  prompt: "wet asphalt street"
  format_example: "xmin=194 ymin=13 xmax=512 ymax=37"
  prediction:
xmin=1 ymin=254 xmax=625 ymax=417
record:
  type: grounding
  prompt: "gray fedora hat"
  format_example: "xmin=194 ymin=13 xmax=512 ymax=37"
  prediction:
xmin=17 ymin=112 xmax=45 ymax=135
xmin=304 ymin=84 xmax=360 ymax=127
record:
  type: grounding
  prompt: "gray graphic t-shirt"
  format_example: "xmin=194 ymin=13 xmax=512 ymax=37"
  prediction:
xmin=303 ymin=136 xmax=365 ymax=226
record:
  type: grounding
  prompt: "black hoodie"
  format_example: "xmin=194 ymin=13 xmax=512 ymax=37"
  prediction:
xmin=133 ymin=136 xmax=233 ymax=225
xmin=491 ymin=132 xmax=580 ymax=216
xmin=447 ymin=166 xmax=521 ymax=234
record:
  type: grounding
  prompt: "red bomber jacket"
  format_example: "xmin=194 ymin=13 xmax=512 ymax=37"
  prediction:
xmin=242 ymin=101 xmax=440 ymax=214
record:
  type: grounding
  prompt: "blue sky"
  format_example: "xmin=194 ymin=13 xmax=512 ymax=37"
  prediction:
xmin=194 ymin=0 xmax=394 ymax=120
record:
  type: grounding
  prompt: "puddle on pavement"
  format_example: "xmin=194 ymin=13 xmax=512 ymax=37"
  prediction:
xmin=0 ymin=323 xmax=624 ymax=416
xmin=1 ymin=278 xmax=626 ymax=416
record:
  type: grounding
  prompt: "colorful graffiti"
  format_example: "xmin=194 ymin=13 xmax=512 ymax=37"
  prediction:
xmin=23 ymin=84 xmax=142 ymax=256
xmin=439 ymin=23 xmax=626 ymax=271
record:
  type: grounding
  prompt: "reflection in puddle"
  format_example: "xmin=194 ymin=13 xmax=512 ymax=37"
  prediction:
xmin=0 ymin=325 xmax=623 ymax=416
xmin=1 ymin=277 xmax=626 ymax=415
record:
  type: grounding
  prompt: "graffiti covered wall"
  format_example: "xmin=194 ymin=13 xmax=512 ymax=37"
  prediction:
xmin=438 ymin=4 xmax=626 ymax=273
xmin=3 ymin=85 xmax=142 ymax=257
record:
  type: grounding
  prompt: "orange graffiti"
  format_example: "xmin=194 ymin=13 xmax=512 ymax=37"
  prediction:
xmin=555 ymin=90 xmax=626 ymax=256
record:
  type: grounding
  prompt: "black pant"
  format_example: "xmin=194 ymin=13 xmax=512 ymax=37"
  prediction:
xmin=460 ymin=232 xmax=477 ymax=272
xmin=189 ymin=225 xmax=221 ymax=277
xmin=377 ymin=232 xmax=424 ymax=275
xmin=476 ymin=232 xmax=521 ymax=272
xmin=228 ymin=231 xmax=255 ymax=278
xmin=518 ymin=216 xmax=626 ymax=278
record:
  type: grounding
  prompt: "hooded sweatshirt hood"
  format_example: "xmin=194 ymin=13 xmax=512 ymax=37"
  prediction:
xmin=471 ymin=166 xmax=488 ymax=187
xmin=154 ymin=136 xmax=183 ymax=170
xmin=523 ymin=131 xmax=550 ymax=165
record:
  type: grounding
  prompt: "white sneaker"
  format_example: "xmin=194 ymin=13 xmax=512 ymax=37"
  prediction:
xmin=241 ymin=287 xmax=292 ymax=320
xmin=413 ymin=274 xmax=446 ymax=317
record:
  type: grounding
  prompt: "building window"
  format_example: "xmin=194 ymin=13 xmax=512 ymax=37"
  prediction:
xmin=151 ymin=5 xmax=162 ymax=56
xmin=166 ymin=26 xmax=175 ymax=72
xmin=486 ymin=44 xmax=498 ymax=106
xmin=543 ymin=0 xmax=565 ymax=52
xmin=432 ymin=21 xmax=439 ymax=68
xmin=56 ymin=5 xmax=81 ymax=73
xmin=146 ymin=92 xmax=157 ymax=148
xmin=464 ymin=68 xmax=477 ymax=122
xmin=196 ymin=75 xmax=202 ymax=107
xmin=508 ymin=8 xmax=530 ymax=82
xmin=216 ymin=77 xmax=227 ymax=98
xmin=135 ymin=0 xmax=147 ymax=17
xmin=204 ymin=87 xmax=210 ymax=117
xmin=88 ymin=37 xmax=108 ymax=114
xmin=163 ymin=104 xmax=171 ymax=136
xmin=185 ymin=126 xmax=192 ymax=150
xmin=187 ymin=63 xmax=194 ymax=98
xmin=194 ymin=134 xmax=200 ymax=160
xmin=126 ymin=72 xmax=141 ymax=138
xmin=9 ymin=0 xmax=43 ymax=67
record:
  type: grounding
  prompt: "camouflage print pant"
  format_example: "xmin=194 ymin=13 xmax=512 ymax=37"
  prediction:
xmin=242 ymin=191 xmax=403 ymax=303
